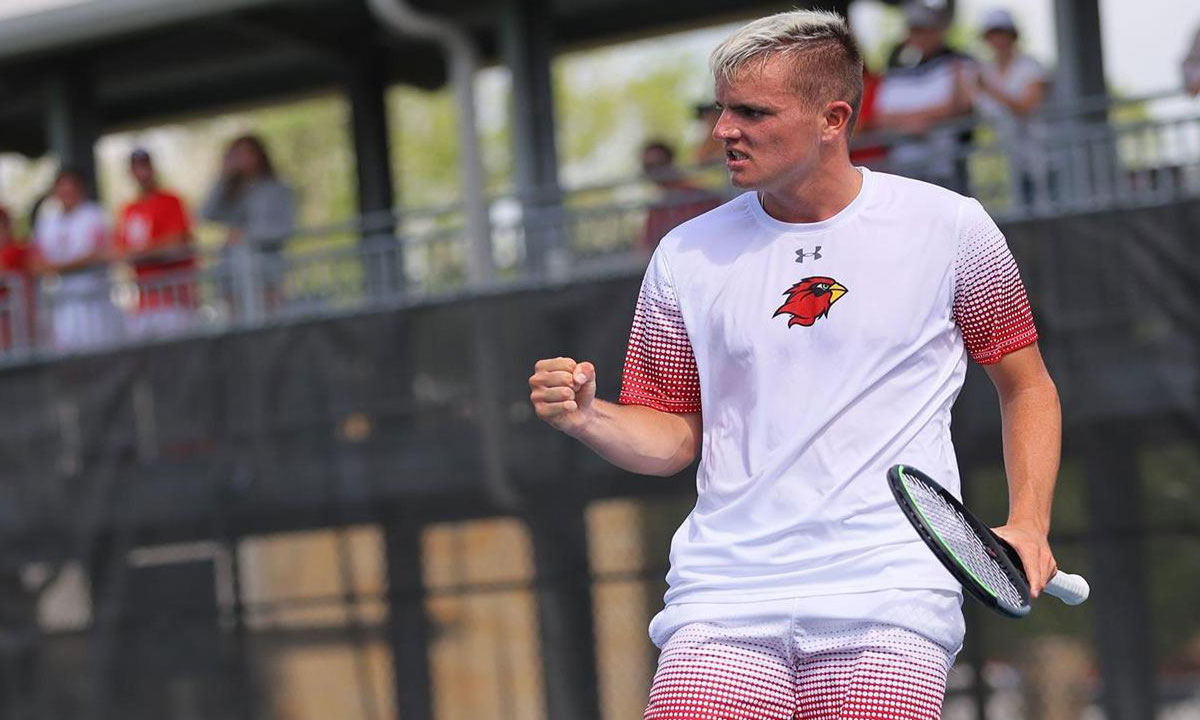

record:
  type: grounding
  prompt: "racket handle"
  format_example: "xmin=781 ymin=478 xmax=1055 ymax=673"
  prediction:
xmin=1045 ymin=570 xmax=1090 ymax=605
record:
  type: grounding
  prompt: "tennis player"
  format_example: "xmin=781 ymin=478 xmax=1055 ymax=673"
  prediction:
xmin=529 ymin=10 xmax=1061 ymax=717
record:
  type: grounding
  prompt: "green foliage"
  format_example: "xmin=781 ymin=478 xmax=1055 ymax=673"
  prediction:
xmin=389 ymin=86 xmax=461 ymax=206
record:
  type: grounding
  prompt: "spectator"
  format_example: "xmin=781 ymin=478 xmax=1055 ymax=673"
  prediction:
xmin=115 ymin=149 xmax=196 ymax=337
xmin=850 ymin=63 xmax=889 ymax=167
xmin=875 ymin=0 xmax=975 ymax=191
xmin=200 ymin=134 xmax=295 ymax=311
xmin=975 ymin=9 xmax=1051 ymax=205
xmin=1184 ymin=25 xmax=1200 ymax=96
xmin=845 ymin=10 xmax=887 ymax=167
xmin=33 ymin=169 xmax=116 ymax=351
xmin=638 ymin=140 xmax=723 ymax=253
xmin=0 ymin=207 xmax=36 ymax=349
xmin=692 ymin=102 xmax=726 ymax=166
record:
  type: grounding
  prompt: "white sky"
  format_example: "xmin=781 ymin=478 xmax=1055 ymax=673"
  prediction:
xmin=857 ymin=0 xmax=1198 ymax=97
xmin=0 ymin=0 xmax=86 ymax=20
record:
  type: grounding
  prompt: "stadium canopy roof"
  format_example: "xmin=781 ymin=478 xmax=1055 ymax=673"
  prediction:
xmin=0 ymin=0 xmax=809 ymax=156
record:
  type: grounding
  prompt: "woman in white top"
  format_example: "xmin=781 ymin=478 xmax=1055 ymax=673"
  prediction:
xmin=974 ymin=8 xmax=1051 ymax=206
xmin=33 ymin=169 xmax=117 ymax=351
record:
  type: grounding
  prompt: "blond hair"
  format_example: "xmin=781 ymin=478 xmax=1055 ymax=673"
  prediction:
xmin=710 ymin=10 xmax=865 ymax=131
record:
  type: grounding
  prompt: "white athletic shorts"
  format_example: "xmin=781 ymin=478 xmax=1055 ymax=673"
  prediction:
xmin=645 ymin=593 xmax=960 ymax=719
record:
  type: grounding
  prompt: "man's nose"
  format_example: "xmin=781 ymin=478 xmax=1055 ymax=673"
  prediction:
xmin=714 ymin=117 xmax=740 ymax=141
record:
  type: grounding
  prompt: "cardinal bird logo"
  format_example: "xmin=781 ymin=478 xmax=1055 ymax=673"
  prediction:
xmin=773 ymin=276 xmax=848 ymax=327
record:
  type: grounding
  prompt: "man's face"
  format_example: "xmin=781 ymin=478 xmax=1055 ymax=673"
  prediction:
xmin=713 ymin=54 xmax=824 ymax=192
xmin=983 ymin=29 xmax=1016 ymax=55
xmin=906 ymin=25 xmax=946 ymax=56
xmin=130 ymin=158 xmax=155 ymax=190
xmin=54 ymin=176 xmax=84 ymax=209
xmin=641 ymin=147 xmax=677 ymax=186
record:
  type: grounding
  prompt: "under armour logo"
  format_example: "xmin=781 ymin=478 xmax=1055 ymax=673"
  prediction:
xmin=795 ymin=246 xmax=822 ymax=263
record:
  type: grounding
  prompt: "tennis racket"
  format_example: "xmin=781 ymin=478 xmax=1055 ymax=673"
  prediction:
xmin=888 ymin=464 xmax=1090 ymax=618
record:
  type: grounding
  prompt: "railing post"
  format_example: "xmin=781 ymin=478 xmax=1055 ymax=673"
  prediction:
xmin=230 ymin=243 xmax=263 ymax=326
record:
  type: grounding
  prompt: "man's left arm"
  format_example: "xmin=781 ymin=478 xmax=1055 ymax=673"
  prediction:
xmin=983 ymin=342 xmax=1061 ymax=597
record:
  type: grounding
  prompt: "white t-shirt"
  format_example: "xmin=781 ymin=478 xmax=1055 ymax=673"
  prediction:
xmin=876 ymin=51 xmax=969 ymax=182
xmin=976 ymin=54 xmax=1046 ymax=125
xmin=34 ymin=201 xmax=114 ymax=350
xmin=977 ymin=54 xmax=1049 ymax=173
xmin=34 ymin=201 xmax=107 ymax=269
xmin=619 ymin=169 xmax=1037 ymax=640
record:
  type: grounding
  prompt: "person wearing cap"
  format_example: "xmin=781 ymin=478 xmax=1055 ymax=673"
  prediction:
xmin=115 ymin=149 xmax=197 ymax=337
xmin=875 ymin=0 xmax=976 ymax=192
xmin=975 ymin=8 xmax=1051 ymax=206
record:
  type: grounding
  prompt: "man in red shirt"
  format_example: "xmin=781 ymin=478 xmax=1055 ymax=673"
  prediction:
xmin=115 ymin=149 xmax=196 ymax=337
xmin=0 ymin=207 xmax=35 ymax=350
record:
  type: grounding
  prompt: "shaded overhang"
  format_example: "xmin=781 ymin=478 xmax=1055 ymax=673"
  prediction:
xmin=0 ymin=0 xmax=840 ymax=157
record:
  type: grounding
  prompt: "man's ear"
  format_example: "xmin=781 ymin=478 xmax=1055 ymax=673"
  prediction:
xmin=822 ymin=101 xmax=854 ymax=142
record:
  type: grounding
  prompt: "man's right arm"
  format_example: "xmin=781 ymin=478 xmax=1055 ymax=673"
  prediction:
xmin=529 ymin=356 xmax=701 ymax=477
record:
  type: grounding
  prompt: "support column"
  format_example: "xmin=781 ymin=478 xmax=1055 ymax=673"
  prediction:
xmin=43 ymin=67 xmax=100 ymax=196
xmin=346 ymin=48 xmax=402 ymax=297
xmin=1052 ymin=0 xmax=1109 ymax=207
xmin=384 ymin=520 xmax=432 ymax=720
xmin=1052 ymin=0 xmax=1107 ymax=106
xmin=1080 ymin=424 xmax=1156 ymax=719
xmin=526 ymin=501 xmax=600 ymax=720
xmin=500 ymin=0 xmax=563 ymax=276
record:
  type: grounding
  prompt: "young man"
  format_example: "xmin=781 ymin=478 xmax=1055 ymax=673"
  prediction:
xmin=115 ymin=149 xmax=196 ymax=336
xmin=34 ymin=168 xmax=116 ymax=351
xmin=529 ymin=10 xmax=1060 ymax=718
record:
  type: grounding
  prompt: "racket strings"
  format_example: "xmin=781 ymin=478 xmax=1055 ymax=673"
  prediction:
xmin=903 ymin=473 xmax=1025 ymax=608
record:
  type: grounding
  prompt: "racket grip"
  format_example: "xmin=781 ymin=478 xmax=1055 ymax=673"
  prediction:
xmin=1045 ymin=570 xmax=1090 ymax=605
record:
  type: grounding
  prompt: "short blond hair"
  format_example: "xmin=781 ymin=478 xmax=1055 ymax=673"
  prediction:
xmin=710 ymin=10 xmax=865 ymax=131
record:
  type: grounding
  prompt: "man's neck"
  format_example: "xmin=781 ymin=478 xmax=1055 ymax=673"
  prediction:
xmin=759 ymin=159 xmax=863 ymax=224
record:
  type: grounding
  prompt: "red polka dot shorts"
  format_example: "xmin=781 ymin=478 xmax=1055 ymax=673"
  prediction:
xmin=644 ymin=619 xmax=952 ymax=719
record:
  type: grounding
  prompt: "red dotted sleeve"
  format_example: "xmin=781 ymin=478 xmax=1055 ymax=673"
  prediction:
xmin=953 ymin=199 xmax=1038 ymax=365
xmin=618 ymin=252 xmax=701 ymax=413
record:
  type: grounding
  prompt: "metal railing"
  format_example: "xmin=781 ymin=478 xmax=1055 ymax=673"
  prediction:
xmin=862 ymin=88 xmax=1200 ymax=220
xmin=3 ymin=90 xmax=1198 ymax=365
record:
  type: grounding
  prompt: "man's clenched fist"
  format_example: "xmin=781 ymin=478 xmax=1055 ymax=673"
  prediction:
xmin=529 ymin=357 xmax=597 ymax=435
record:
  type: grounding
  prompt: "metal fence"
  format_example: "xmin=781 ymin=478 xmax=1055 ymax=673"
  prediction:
xmin=4 ymin=91 xmax=1200 ymax=365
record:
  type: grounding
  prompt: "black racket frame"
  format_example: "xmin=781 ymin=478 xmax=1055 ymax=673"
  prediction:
xmin=887 ymin=464 xmax=1033 ymax=618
